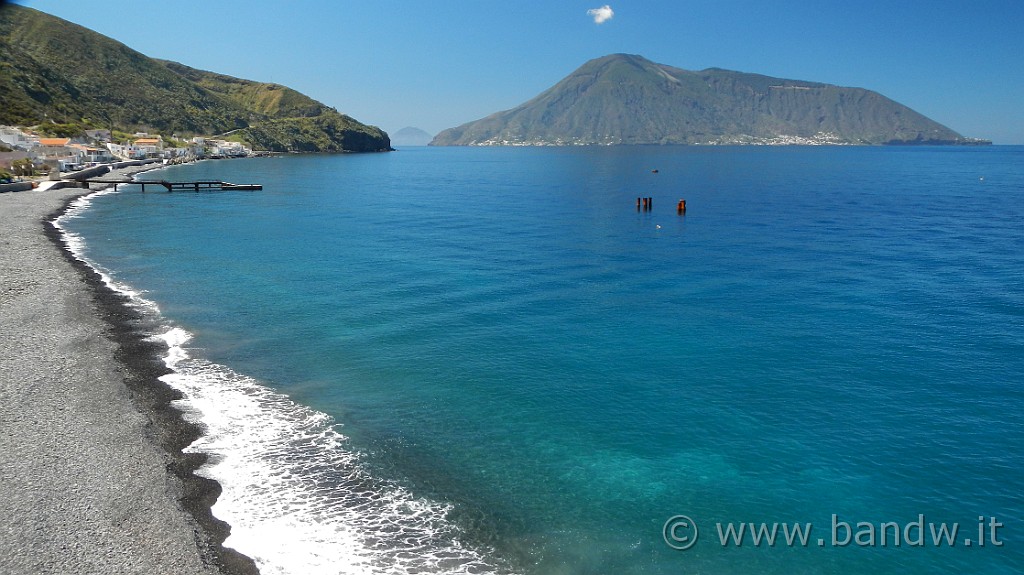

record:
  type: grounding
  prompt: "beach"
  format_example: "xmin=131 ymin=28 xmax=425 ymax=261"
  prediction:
xmin=0 ymin=173 xmax=256 ymax=574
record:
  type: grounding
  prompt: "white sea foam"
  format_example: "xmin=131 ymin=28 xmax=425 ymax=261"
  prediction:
xmin=55 ymin=189 xmax=511 ymax=575
xmin=157 ymin=335 xmax=505 ymax=574
xmin=52 ymin=187 xmax=158 ymax=311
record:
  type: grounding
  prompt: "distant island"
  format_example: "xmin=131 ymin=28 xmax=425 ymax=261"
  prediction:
xmin=0 ymin=5 xmax=391 ymax=154
xmin=390 ymin=127 xmax=434 ymax=147
xmin=432 ymin=54 xmax=990 ymax=147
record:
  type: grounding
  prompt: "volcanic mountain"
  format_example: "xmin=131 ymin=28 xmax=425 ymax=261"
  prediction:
xmin=431 ymin=54 xmax=982 ymax=146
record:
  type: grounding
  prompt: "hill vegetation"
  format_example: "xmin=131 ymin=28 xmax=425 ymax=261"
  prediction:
xmin=432 ymin=54 xmax=986 ymax=147
xmin=0 ymin=5 xmax=390 ymax=152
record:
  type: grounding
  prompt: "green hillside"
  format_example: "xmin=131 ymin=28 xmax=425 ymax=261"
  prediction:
xmin=0 ymin=5 xmax=390 ymax=152
xmin=160 ymin=61 xmax=329 ymax=120
xmin=432 ymin=54 xmax=985 ymax=146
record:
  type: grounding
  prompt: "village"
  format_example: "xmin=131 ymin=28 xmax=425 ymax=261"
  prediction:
xmin=0 ymin=125 xmax=255 ymax=184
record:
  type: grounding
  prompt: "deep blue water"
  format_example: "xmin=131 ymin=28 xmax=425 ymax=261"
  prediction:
xmin=62 ymin=146 xmax=1023 ymax=574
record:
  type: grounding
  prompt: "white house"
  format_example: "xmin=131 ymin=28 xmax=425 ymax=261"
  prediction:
xmin=0 ymin=126 xmax=39 ymax=151
xmin=133 ymin=136 xmax=164 ymax=157
xmin=33 ymin=138 xmax=80 ymax=168
xmin=207 ymin=139 xmax=250 ymax=158
xmin=106 ymin=142 xmax=146 ymax=160
xmin=70 ymin=143 xmax=114 ymax=164
xmin=106 ymin=142 xmax=127 ymax=160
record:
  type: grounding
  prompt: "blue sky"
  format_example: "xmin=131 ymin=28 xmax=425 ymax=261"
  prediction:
xmin=14 ymin=0 xmax=1024 ymax=143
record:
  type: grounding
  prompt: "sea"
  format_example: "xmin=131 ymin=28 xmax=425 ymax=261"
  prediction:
xmin=57 ymin=146 xmax=1023 ymax=575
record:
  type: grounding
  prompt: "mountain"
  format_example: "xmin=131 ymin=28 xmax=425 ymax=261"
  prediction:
xmin=390 ymin=127 xmax=433 ymax=146
xmin=432 ymin=54 xmax=984 ymax=146
xmin=0 ymin=5 xmax=390 ymax=152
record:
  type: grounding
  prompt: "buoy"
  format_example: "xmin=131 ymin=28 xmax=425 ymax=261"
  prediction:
xmin=677 ymin=199 xmax=687 ymax=214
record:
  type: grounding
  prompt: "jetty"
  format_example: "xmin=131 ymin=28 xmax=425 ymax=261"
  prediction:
xmin=82 ymin=179 xmax=262 ymax=192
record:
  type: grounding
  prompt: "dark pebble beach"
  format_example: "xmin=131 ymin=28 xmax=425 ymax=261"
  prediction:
xmin=0 ymin=179 xmax=258 ymax=575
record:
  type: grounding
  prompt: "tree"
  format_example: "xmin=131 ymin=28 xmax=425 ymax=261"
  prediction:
xmin=11 ymin=159 xmax=35 ymax=177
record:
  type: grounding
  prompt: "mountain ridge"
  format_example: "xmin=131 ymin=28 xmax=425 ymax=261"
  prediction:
xmin=432 ymin=53 xmax=985 ymax=147
xmin=0 ymin=5 xmax=391 ymax=152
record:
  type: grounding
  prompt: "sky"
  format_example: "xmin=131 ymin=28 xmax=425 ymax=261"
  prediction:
xmin=12 ymin=0 xmax=1024 ymax=143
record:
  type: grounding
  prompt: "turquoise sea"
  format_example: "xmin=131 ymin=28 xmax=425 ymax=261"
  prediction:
xmin=60 ymin=146 xmax=1023 ymax=574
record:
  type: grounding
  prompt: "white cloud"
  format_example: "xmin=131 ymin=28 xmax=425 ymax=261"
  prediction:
xmin=587 ymin=5 xmax=614 ymax=24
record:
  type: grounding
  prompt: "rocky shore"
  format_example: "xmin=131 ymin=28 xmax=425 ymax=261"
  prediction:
xmin=0 ymin=177 xmax=257 ymax=574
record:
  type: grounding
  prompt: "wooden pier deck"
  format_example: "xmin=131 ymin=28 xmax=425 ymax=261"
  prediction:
xmin=82 ymin=179 xmax=262 ymax=191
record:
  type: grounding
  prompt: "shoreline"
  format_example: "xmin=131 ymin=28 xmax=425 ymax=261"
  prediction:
xmin=0 ymin=178 xmax=258 ymax=574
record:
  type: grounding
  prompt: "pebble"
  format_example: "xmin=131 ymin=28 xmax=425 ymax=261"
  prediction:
xmin=0 ymin=187 xmax=223 ymax=575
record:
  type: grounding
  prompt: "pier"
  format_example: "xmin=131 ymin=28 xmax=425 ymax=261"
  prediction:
xmin=82 ymin=179 xmax=262 ymax=192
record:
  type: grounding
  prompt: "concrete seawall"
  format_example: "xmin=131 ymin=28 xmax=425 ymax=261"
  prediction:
xmin=0 ymin=182 xmax=35 ymax=193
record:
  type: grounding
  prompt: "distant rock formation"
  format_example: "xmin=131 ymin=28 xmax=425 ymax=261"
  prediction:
xmin=391 ymin=127 xmax=433 ymax=146
xmin=432 ymin=53 xmax=987 ymax=146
